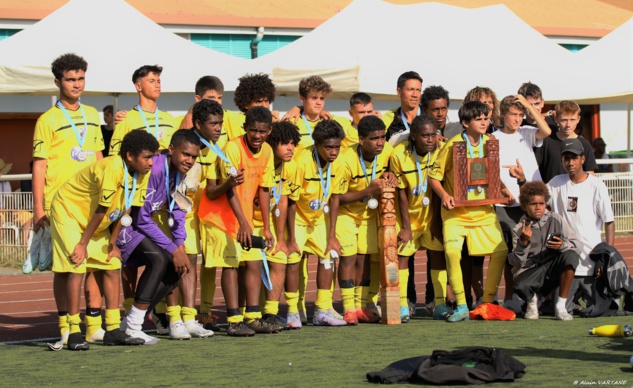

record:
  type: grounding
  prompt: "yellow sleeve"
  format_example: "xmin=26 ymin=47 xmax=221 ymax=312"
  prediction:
xmin=390 ymin=149 xmax=407 ymax=190
xmin=331 ymin=159 xmax=347 ymax=195
xmin=133 ymin=172 xmax=150 ymax=206
xmin=289 ymin=158 xmax=304 ymax=202
xmin=282 ymin=160 xmax=298 ymax=196
xmin=33 ymin=113 xmax=52 ymax=159
xmin=98 ymin=162 xmax=121 ymax=209
xmin=429 ymin=141 xmax=450 ymax=182
xmin=260 ymin=151 xmax=275 ymax=188
xmin=110 ymin=119 xmax=129 ymax=156
xmin=220 ymin=141 xmax=240 ymax=181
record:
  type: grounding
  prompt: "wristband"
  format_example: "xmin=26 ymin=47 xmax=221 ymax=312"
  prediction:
xmin=517 ymin=179 xmax=527 ymax=187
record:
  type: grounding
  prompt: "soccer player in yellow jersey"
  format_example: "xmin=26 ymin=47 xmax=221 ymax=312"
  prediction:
xmin=336 ymin=116 xmax=396 ymax=325
xmin=50 ymin=130 xmax=157 ymax=349
xmin=429 ymin=101 xmax=512 ymax=322
xmin=110 ymin=65 xmax=175 ymax=155
xmin=250 ymin=121 xmax=301 ymax=329
xmin=223 ymin=73 xmax=279 ymax=140
xmin=288 ymin=120 xmax=347 ymax=326
xmin=198 ymin=106 xmax=278 ymax=336
xmin=32 ymin=53 xmax=106 ymax=347
xmin=332 ymin=92 xmax=381 ymax=148
xmin=391 ymin=115 xmax=449 ymax=322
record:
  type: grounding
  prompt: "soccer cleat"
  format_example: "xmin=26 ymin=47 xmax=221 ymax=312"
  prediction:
xmin=262 ymin=314 xmax=290 ymax=331
xmin=245 ymin=318 xmax=280 ymax=334
xmin=433 ymin=304 xmax=453 ymax=320
xmin=425 ymin=301 xmax=435 ymax=314
xmin=524 ymin=305 xmax=539 ymax=320
xmin=312 ymin=308 xmax=347 ymax=326
xmin=196 ymin=312 xmax=221 ymax=332
xmin=408 ymin=301 xmax=417 ymax=317
xmin=286 ymin=312 xmax=302 ymax=329
xmin=184 ymin=320 xmax=214 ymax=338
xmin=169 ymin=320 xmax=192 ymax=340
xmin=327 ymin=307 xmax=345 ymax=320
xmin=356 ymin=308 xmax=380 ymax=324
xmin=125 ymin=328 xmax=160 ymax=345
xmin=400 ymin=306 xmax=410 ymax=324
xmin=67 ymin=333 xmax=89 ymax=351
xmin=555 ymin=309 xmax=573 ymax=321
xmin=151 ymin=311 xmax=170 ymax=335
xmin=343 ymin=310 xmax=359 ymax=326
xmin=86 ymin=327 xmax=105 ymax=343
xmin=103 ymin=329 xmax=145 ymax=346
xmin=227 ymin=322 xmax=255 ymax=337
xmin=446 ymin=304 xmax=470 ymax=323
xmin=298 ymin=310 xmax=308 ymax=325
xmin=366 ymin=303 xmax=382 ymax=318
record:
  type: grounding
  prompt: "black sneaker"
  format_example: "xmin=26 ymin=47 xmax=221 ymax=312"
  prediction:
xmin=262 ymin=314 xmax=289 ymax=331
xmin=196 ymin=312 xmax=221 ymax=332
xmin=227 ymin=322 xmax=255 ymax=337
xmin=103 ymin=329 xmax=145 ymax=346
xmin=67 ymin=333 xmax=89 ymax=351
xmin=245 ymin=318 xmax=279 ymax=334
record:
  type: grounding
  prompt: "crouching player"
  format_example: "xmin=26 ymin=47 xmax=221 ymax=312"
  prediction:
xmin=509 ymin=181 xmax=580 ymax=321
xmin=336 ymin=115 xmax=396 ymax=325
xmin=391 ymin=115 xmax=448 ymax=322
xmin=50 ymin=129 xmax=156 ymax=350
xmin=288 ymin=120 xmax=347 ymax=326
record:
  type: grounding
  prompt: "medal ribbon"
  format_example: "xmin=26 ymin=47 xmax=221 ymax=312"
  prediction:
xmin=413 ymin=146 xmax=431 ymax=195
xmin=193 ymin=130 xmax=232 ymax=166
xmin=57 ymin=101 xmax=88 ymax=148
xmin=164 ymin=156 xmax=182 ymax=215
xmin=137 ymin=104 xmax=158 ymax=138
xmin=122 ymin=161 xmax=138 ymax=211
xmin=400 ymin=106 xmax=421 ymax=131
xmin=358 ymin=146 xmax=377 ymax=187
xmin=301 ymin=113 xmax=316 ymax=138
xmin=261 ymin=251 xmax=272 ymax=290
xmin=313 ymin=148 xmax=332 ymax=205
xmin=271 ymin=164 xmax=283 ymax=206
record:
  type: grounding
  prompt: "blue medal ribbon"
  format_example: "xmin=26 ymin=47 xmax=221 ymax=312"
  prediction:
xmin=261 ymin=251 xmax=272 ymax=290
xmin=413 ymin=146 xmax=431 ymax=196
xmin=313 ymin=148 xmax=332 ymax=207
xmin=57 ymin=101 xmax=88 ymax=148
xmin=193 ymin=130 xmax=232 ymax=166
xmin=301 ymin=113 xmax=316 ymax=138
xmin=358 ymin=145 xmax=377 ymax=187
xmin=271 ymin=164 xmax=283 ymax=206
xmin=122 ymin=161 xmax=138 ymax=212
xmin=400 ymin=106 xmax=421 ymax=131
xmin=136 ymin=104 xmax=158 ymax=138
xmin=164 ymin=156 xmax=182 ymax=216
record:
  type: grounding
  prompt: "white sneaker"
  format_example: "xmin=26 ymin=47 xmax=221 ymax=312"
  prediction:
xmin=524 ymin=302 xmax=539 ymax=320
xmin=555 ymin=309 xmax=573 ymax=321
xmin=125 ymin=328 xmax=160 ymax=345
xmin=86 ymin=327 xmax=105 ymax=343
xmin=61 ymin=329 xmax=69 ymax=345
xmin=151 ymin=312 xmax=170 ymax=335
xmin=327 ymin=307 xmax=344 ymax=320
xmin=169 ymin=320 xmax=191 ymax=340
xmin=184 ymin=320 xmax=214 ymax=338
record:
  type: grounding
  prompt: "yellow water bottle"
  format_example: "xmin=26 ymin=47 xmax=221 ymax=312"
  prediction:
xmin=588 ymin=324 xmax=632 ymax=337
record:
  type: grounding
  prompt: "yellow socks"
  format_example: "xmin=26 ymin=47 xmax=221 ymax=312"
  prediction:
xmin=154 ymin=300 xmax=167 ymax=315
xmin=431 ymin=269 xmax=448 ymax=306
xmin=181 ymin=306 xmax=197 ymax=323
xmin=263 ymin=300 xmax=279 ymax=316
xmin=199 ymin=266 xmax=216 ymax=314
xmin=298 ymin=257 xmax=309 ymax=312
xmin=341 ymin=286 xmax=355 ymax=312
xmin=167 ymin=305 xmax=182 ymax=323
xmin=445 ymin=248 xmax=467 ymax=306
xmin=315 ymin=289 xmax=333 ymax=311
xmin=104 ymin=309 xmax=121 ymax=332
xmin=67 ymin=314 xmax=81 ymax=335
xmin=85 ymin=315 xmax=102 ymax=340
xmin=483 ymin=250 xmax=508 ymax=303
xmin=285 ymin=291 xmax=299 ymax=314
xmin=122 ymin=297 xmax=134 ymax=316
xmin=368 ymin=259 xmax=380 ymax=307
xmin=399 ymin=269 xmax=409 ymax=308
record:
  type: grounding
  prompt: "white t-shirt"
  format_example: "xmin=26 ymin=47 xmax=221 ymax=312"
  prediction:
xmin=493 ymin=126 xmax=543 ymax=207
xmin=547 ymin=173 xmax=614 ymax=276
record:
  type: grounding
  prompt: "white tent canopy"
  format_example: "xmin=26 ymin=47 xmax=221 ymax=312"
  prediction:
xmin=0 ymin=0 xmax=252 ymax=95
xmin=254 ymin=0 xmax=582 ymax=102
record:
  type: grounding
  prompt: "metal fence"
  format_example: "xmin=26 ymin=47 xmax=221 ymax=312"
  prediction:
xmin=1 ymin=172 xmax=633 ymax=266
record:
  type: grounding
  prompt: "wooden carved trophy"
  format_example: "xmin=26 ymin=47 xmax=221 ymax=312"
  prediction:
xmin=378 ymin=186 xmax=401 ymax=325
xmin=452 ymin=138 xmax=507 ymax=206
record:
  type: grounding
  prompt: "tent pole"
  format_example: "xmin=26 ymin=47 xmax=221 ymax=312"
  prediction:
xmin=628 ymin=103 xmax=631 ymax=159
xmin=113 ymin=93 xmax=119 ymax=113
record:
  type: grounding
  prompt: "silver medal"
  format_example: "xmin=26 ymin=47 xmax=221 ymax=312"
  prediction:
xmin=229 ymin=166 xmax=238 ymax=177
xmin=78 ymin=151 xmax=86 ymax=162
xmin=422 ymin=196 xmax=430 ymax=207
xmin=167 ymin=216 xmax=175 ymax=228
xmin=274 ymin=208 xmax=281 ymax=218
xmin=476 ymin=185 xmax=483 ymax=194
xmin=121 ymin=214 xmax=132 ymax=227
xmin=368 ymin=198 xmax=378 ymax=209
xmin=323 ymin=204 xmax=330 ymax=214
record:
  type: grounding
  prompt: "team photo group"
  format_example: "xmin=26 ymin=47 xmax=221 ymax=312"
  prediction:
xmin=34 ymin=52 xmax=620 ymax=351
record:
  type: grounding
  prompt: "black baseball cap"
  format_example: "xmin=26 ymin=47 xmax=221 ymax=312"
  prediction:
xmin=561 ymin=138 xmax=584 ymax=156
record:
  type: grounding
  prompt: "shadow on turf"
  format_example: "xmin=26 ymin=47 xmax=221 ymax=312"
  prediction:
xmin=497 ymin=345 xmax=631 ymax=364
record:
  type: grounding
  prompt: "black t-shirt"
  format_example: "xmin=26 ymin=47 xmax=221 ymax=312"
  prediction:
xmin=534 ymin=133 xmax=599 ymax=183
xmin=101 ymin=125 xmax=114 ymax=157
xmin=386 ymin=107 xmax=409 ymax=141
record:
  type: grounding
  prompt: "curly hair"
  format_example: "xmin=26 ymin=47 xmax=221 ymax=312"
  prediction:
xmin=267 ymin=121 xmax=301 ymax=148
xmin=299 ymin=76 xmax=332 ymax=98
xmin=357 ymin=115 xmax=385 ymax=138
xmin=500 ymin=95 xmax=525 ymax=116
xmin=132 ymin=65 xmax=163 ymax=84
xmin=410 ymin=114 xmax=437 ymax=136
xmin=119 ymin=129 xmax=159 ymax=157
xmin=233 ymin=73 xmax=276 ymax=113
xmin=51 ymin=53 xmax=88 ymax=80
xmin=312 ymin=119 xmax=345 ymax=145
xmin=244 ymin=106 xmax=272 ymax=128
xmin=519 ymin=181 xmax=550 ymax=211
xmin=421 ymin=85 xmax=449 ymax=111
xmin=195 ymin=75 xmax=224 ymax=96
xmin=458 ymin=101 xmax=490 ymax=124
xmin=463 ymin=86 xmax=500 ymax=127
xmin=170 ymin=129 xmax=201 ymax=149
xmin=192 ymin=99 xmax=223 ymax=125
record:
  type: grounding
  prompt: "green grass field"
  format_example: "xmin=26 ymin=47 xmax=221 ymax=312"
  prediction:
xmin=2 ymin=312 xmax=633 ymax=387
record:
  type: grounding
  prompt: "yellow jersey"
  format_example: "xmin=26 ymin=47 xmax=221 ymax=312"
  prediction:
xmin=339 ymin=142 xmax=393 ymax=221
xmin=50 ymin=156 xmax=149 ymax=233
xmin=33 ymin=103 xmax=105 ymax=212
xmin=332 ymin=116 xmax=359 ymax=148
xmin=223 ymin=110 xmax=246 ymax=140
xmin=110 ymin=106 xmax=175 ymax=154
xmin=253 ymin=159 xmax=298 ymax=228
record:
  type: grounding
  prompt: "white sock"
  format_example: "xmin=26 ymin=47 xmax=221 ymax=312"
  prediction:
xmin=555 ymin=297 xmax=567 ymax=312
xmin=527 ymin=295 xmax=538 ymax=310
xmin=126 ymin=306 xmax=147 ymax=331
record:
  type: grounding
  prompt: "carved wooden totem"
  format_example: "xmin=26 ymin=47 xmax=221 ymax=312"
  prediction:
xmin=378 ymin=186 xmax=401 ymax=325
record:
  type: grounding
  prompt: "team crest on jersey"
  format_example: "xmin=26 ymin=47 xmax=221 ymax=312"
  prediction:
xmin=309 ymin=199 xmax=323 ymax=211
xmin=157 ymin=130 xmax=165 ymax=140
xmin=109 ymin=209 xmax=122 ymax=221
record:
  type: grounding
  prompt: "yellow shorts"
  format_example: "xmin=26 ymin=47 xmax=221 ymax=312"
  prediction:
xmin=397 ymin=226 xmax=444 ymax=257
xmin=241 ymin=224 xmax=291 ymax=264
xmin=151 ymin=211 xmax=200 ymax=255
xmin=295 ymin=222 xmax=333 ymax=259
xmin=336 ymin=214 xmax=378 ymax=256
xmin=51 ymin=217 xmax=121 ymax=274
xmin=201 ymin=224 xmax=241 ymax=268
xmin=443 ymin=221 xmax=507 ymax=255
